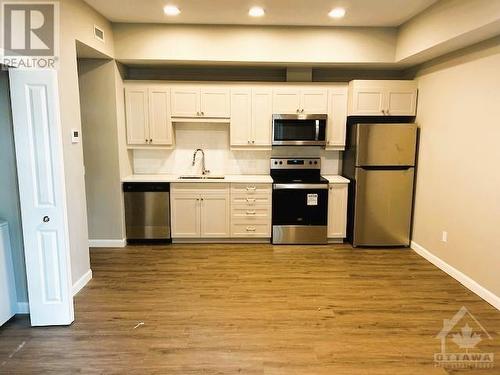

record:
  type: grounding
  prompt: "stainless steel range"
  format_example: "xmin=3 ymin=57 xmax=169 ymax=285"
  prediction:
xmin=271 ymin=158 xmax=328 ymax=244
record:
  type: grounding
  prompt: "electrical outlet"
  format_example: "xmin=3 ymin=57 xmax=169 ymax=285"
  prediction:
xmin=441 ymin=231 xmax=448 ymax=243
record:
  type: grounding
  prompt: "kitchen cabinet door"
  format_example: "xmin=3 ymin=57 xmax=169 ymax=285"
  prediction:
xmin=326 ymin=86 xmax=348 ymax=150
xmin=252 ymin=89 xmax=273 ymax=146
xmin=300 ymin=89 xmax=328 ymax=113
xmin=349 ymin=85 xmax=385 ymax=115
xmin=171 ymin=87 xmax=199 ymax=117
xmin=171 ymin=195 xmax=201 ymax=237
xmin=385 ymin=81 xmax=417 ymax=116
xmin=230 ymin=89 xmax=252 ymax=146
xmin=125 ymin=86 xmax=149 ymax=145
xmin=148 ymin=87 xmax=173 ymax=145
xmin=200 ymin=195 xmax=230 ymax=237
xmin=200 ymin=87 xmax=230 ymax=118
xmin=273 ymin=89 xmax=301 ymax=114
xmin=328 ymin=184 xmax=348 ymax=239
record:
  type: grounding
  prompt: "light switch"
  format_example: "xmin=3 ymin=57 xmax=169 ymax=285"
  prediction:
xmin=71 ymin=129 xmax=80 ymax=144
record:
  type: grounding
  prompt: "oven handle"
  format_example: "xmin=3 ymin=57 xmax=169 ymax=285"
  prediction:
xmin=273 ymin=183 xmax=328 ymax=190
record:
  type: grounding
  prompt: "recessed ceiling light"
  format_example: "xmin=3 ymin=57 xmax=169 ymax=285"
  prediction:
xmin=164 ymin=5 xmax=181 ymax=16
xmin=249 ymin=6 xmax=265 ymax=17
xmin=328 ymin=7 xmax=346 ymax=18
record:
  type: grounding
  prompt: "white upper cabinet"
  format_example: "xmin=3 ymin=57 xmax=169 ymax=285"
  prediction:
xmin=252 ymin=88 xmax=273 ymax=146
xmin=170 ymin=87 xmax=199 ymax=117
xmin=125 ymin=86 xmax=149 ymax=145
xmin=200 ymin=87 xmax=230 ymax=118
xmin=300 ymin=89 xmax=328 ymax=113
xmin=125 ymin=85 xmax=173 ymax=147
xmin=273 ymin=87 xmax=328 ymax=114
xmin=272 ymin=89 xmax=301 ymax=114
xmin=348 ymin=80 xmax=417 ymax=116
xmin=171 ymin=86 xmax=230 ymax=118
xmin=148 ymin=87 xmax=172 ymax=145
xmin=326 ymin=86 xmax=348 ymax=150
xmin=230 ymin=87 xmax=272 ymax=149
xmin=230 ymin=89 xmax=252 ymax=146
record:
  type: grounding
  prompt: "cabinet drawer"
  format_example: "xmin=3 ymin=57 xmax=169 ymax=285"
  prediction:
xmin=231 ymin=195 xmax=271 ymax=205
xmin=231 ymin=183 xmax=271 ymax=195
xmin=231 ymin=206 xmax=270 ymax=221
xmin=231 ymin=223 xmax=271 ymax=237
xmin=171 ymin=183 xmax=229 ymax=195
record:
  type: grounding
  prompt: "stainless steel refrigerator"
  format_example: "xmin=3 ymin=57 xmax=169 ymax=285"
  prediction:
xmin=343 ymin=123 xmax=417 ymax=247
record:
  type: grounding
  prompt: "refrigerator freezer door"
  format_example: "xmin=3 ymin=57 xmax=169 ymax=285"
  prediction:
xmin=354 ymin=167 xmax=414 ymax=246
xmin=356 ymin=123 xmax=417 ymax=167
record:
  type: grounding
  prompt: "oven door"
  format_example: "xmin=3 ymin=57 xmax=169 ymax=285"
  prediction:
xmin=272 ymin=114 xmax=327 ymax=146
xmin=272 ymin=184 xmax=328 ymax=244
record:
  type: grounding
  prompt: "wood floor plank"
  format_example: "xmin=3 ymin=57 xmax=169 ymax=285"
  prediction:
xmin=0 ymin=244 xmax=498 ymax=374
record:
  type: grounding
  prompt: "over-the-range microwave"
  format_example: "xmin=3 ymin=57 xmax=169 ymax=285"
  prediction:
xmin=272 ymin=114 xmax=327 ymax=146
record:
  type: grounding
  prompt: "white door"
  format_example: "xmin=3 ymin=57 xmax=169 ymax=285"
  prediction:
xmin=200 ymin=195 xmax=230 ymax=237
xmin=171 ymin=194 xmax=200 ymax=237
xmin=273 ymin=89 xmax=301 ymax=114
xmin=9 ymin=69 xmax=74 ymax=326
xmin=148 ymin=87 xmax=172 ymax=145
xmin=230 ymin=89 xmax=252 ymax=146
xmin=300 ymin=89 xmax=328 ymax=113
xmin=252 ymin=89 xmax=273 ymax=146
xmin=200 ymin=87 xmax=230 ymax=118
xmin=171 ymin=87 xmax=199 ymax=117
xmin=328 ymin=184 xmax=348 ymax=238
xmin=326 ymin=87 xmax=348 ymax=149
xmin=125 ymin=86 xmax=149 ymax=145
xmin=349 ymin=82 xmax=385 ymax=116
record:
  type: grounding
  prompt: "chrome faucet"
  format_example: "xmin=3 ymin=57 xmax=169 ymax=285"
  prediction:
xmin=192 ymin=148 xmax=210 ymax=175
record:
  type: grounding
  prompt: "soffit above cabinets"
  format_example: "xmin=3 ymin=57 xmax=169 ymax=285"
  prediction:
xmin=83 ymin=0 xmax=437 ymax=27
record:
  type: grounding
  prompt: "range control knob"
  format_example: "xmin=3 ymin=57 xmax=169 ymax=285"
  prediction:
xmin=314 ymin=161 xmax=318 ymax=165
xmin=309 ymin=161 xmax=313 ymax=165
xmin=274 ymin=161 xmax=278 ymax=165
xmin=279 ymin=161 xmax=283 ymax=165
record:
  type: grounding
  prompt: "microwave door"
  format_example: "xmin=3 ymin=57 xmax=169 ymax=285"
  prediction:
xmin=272 ymin=115 xmax=326 ymax=146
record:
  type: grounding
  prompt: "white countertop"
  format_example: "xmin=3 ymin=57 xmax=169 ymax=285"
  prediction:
xmin=121 ymin=174 xmax=274 ymax=183
xmin=323 ymin=175 xmax=350 ymax=184
xmin=122 ymin=174 xmax=348 ymax=184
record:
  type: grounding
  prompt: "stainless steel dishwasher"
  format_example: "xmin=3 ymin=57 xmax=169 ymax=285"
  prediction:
xmin=123 ymin=182 xmax=171 ymax=243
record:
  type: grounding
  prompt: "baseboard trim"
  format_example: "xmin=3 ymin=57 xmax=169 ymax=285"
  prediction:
xmin=173 ymin=238 xmax=271 ymax=244
xmin=89 ymin=239 xmax=126 ymax=248
xmin=72 ymin=269 xmax=92 ymax=296
xmin=411 ymin=241 xmax=500 ymax=311
xmin=16 ymin=302 xmax=29 ymax=314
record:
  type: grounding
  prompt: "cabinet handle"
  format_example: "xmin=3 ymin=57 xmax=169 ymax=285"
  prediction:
xmin=42 ymin=216 xmax=50 ymax=223
xmin=252 ymin=140 xmax=255 ymax=144
xmin=301 ymin=108 xmax=305 ymax=113
xmin=201 ymin=111 xmax=204 ymax=116
xmin=246 ymin=198 xmax=256 ymax=203
xmin=385 ymin=109 xmax=390 ymax=115
xmin=149 ymin=138 xmax=153 ymax=143
xmin=246 ymin=226 xmax=256 ymax=232
xmin=246 ymin=210 xmax=256 ymax=215
xmin=145 ymin=139 xmax=148 ymax=143
xmin=246 ymin=186 xmax=256 ymax=191
xmin=381 ymin=110 xmax=385 ymax=115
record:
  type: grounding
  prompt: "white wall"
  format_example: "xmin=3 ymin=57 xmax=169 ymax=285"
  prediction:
xmin=0 ymin=71 xmax=28 ymax=304
xmin=58 ymin=0 xmax=115 ymax=283
xmin=78 ymin=59 xmax=125 ymax=242
xmin=397 ymin=0 xmax=500 ymax=64
xmin=133 ymin=123 xmax=341 ymax=175
xmin=412 ymin=37 xmax=500 ymax=298
xmin=113 ymin=24 xmax=398 ymax=65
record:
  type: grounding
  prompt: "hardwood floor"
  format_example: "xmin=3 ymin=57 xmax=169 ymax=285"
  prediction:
xmin=1 ymin=243 xmax=499 ymax=374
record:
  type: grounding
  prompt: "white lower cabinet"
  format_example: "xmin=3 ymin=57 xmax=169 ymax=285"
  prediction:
xmin=328 ymin=183 xmax=349 ymax=239
xmin=171 ymin=183 xmax=230 ymax=238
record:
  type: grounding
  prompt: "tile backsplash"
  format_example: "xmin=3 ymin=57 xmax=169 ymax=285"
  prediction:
xmin=133 ymin=122 xmax=342 ymax=175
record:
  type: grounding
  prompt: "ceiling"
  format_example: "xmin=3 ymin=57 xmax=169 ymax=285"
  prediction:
xmin=84 ymin=0 xmax=438 ymax=27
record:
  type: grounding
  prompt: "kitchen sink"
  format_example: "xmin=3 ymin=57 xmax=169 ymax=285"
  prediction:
xmin=178 ymin=175 xmax=225 ymax=180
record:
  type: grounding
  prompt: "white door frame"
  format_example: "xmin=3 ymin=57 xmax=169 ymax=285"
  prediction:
xmin=9 ymin=68 xmax=74 ymax=326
